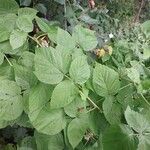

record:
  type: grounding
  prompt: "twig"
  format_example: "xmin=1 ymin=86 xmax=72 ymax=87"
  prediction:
xmin=134 ymin=0 xmax=145 ymax=23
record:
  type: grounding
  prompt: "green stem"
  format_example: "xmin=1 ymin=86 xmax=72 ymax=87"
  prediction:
xmin=28 ymin=35 xmax=43 ymax=47
xmin=79 ymin=90 xmax=102 ymax=113
xmin=87 ymin=107 xmax=96 ymax=113
xmin=4 ymin=55 xmax=13 ymax=66
xmin=64 ymin=74 xmax=72 ymax=81
xmin=140 ymin=93 xmax=150 ymax=107
xmin=36 ymin=33 xmax=48 ymax=39
xmin=65 ymin=74 xmax=102 ymax=112
xmin=118 ymin=83 xmax=132 ymax=91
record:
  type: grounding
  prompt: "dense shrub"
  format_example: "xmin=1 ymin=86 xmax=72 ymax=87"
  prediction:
xmin=0 ymin=0 xmax=149 ymax=149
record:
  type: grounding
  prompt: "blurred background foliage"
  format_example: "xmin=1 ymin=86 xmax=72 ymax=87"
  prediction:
xmin=15 ymin=0 xmax=150 ymax=47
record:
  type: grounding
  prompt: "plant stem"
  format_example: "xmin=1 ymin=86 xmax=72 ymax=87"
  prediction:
xmin=86 ymin=94 xmax=102 ymax=112
xmin=36 ymin=33 xmax=48 ymax=39
xmin=133 ymin=0 xmax=145 ymax=23
xmin=140 ymin=93 xmax=150 ymax=107
xmin=87 ymin=107 xmax=96 ymax=113
xmin=4 ymin=55 xmax=13 ymax=66
xmin=118 ymin=83 xmax=132 ymax=91
xmin=28 ymin=35 xmax=43 ymax=47
xmin=65 ymin=74 xmax=102 ymax=112
xmin=79 ymin=90 xmax=102 ymax=113
xmin=64 ymin=74 xmax=72 ymax=81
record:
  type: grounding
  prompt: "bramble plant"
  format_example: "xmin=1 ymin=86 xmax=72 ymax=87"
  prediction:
xmin=0 ymin=0 xmax=150 ymax=149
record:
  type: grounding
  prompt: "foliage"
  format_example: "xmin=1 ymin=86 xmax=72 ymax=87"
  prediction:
xmin=0 ymin=0 xmax=150 ymax=149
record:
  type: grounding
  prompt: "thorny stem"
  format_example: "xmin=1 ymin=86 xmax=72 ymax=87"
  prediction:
xmin=4 ymin=55 xmax=13 ymax=66
xmin=140 ymin=93 xmax=150 ymax=107
xmin=28 ymin=35 xmax=43 ymax=47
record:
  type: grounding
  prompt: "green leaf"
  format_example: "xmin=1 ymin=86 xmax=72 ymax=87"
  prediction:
xmin=0 ymin=120 xmax=10 ymax=129
xmin=32 ymin=108 xmax=66 ymax=135
xmin=0 ymin=40 xmax=28 ymax=55
xmin=64 ymin=97 xmax=86 ymax=118
xmin=13 ymin=63 xmax=38 ymax=92
xmin=18 ymin=51 xmax=35 ymax=69
xmin=72 ymin=47 xmax=84 ymax=60
xmin=89 ymin=110 xmax=108 ymax=135
xmin=125 ymin=107 xmax=150 ymax=133
xmin=0 ymin=0 xmax=19 ymax=14
xmin=48 ymin=133 xmax=64 ymax=150
xmin=51 ymin=80 xmax=78 ymax=109
xmin=35 ymin=3 xmax=47 ymax=15
xmin=34 ymin=47 xmax=64 ymax=84
xmin=35 ymin=17 xmax=57 ymax=43
xmin=0 ymin=26 xmax=10 ymax=42
xmin=35 ymin=131 xmax=64 ymax=150
xmin=93 ymin=63 xmax=120 ymax=97
xmin=67 ymin=115 xmax=88 ymax=148
xmin=16 ymin=113 xmax=32 ymax=128
xmin=0 ymin=14 xmax=17 ymax=42
xmin=51 ymin=45 xmax=72 ymax=74
xmin=0 ymin=80 xmax=23 ymax=121
xmin=18 ymin=8 xmax=37 ymax=18
xmin=69 ymin=56 xmax=90 ymax=84
xmin=29 ymin=83 xmax=66 ymax=135
xmin=142 ymin=45 xmax=150 ymax=60
xmin=137 ymin=134 xmax=150 ymax=150
xmin=127 ymin=67 xmax=140 ymax=84
xmin=18 ymin=136 xmax=36 ymax=150
xmin=29 ymin=83 xmax=52 ymax=120
xmin=0 ymin=13 xmax=17 ymax=31
xmin=0 ymin=52 xmax=4 ymax=65
xmin=0 ymin=61 xmax=14 ymax=80
xmin=102 ymin=124 xmax=138 ymax=150
xmin=141 ymin=20 xmax=150 ymax=38
xmin=16 ymin=8 xmax=37 ymax=33
xmin=142 ymin=79 xmax=150 ymax=90
xmin=16 ymin=15 xmax=34 ymax=33
xmin=73 ymin=25 xmax=98 ymax=51
xmin=103 ymin=96 xmax=122 ymax=124
xmin=57 ymin=28 xmax=76 ymax=50
xmin=10 ymin=30 xmax=28 ymax=50
xmin=116 ymin=82 xmax=134 ymax=110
